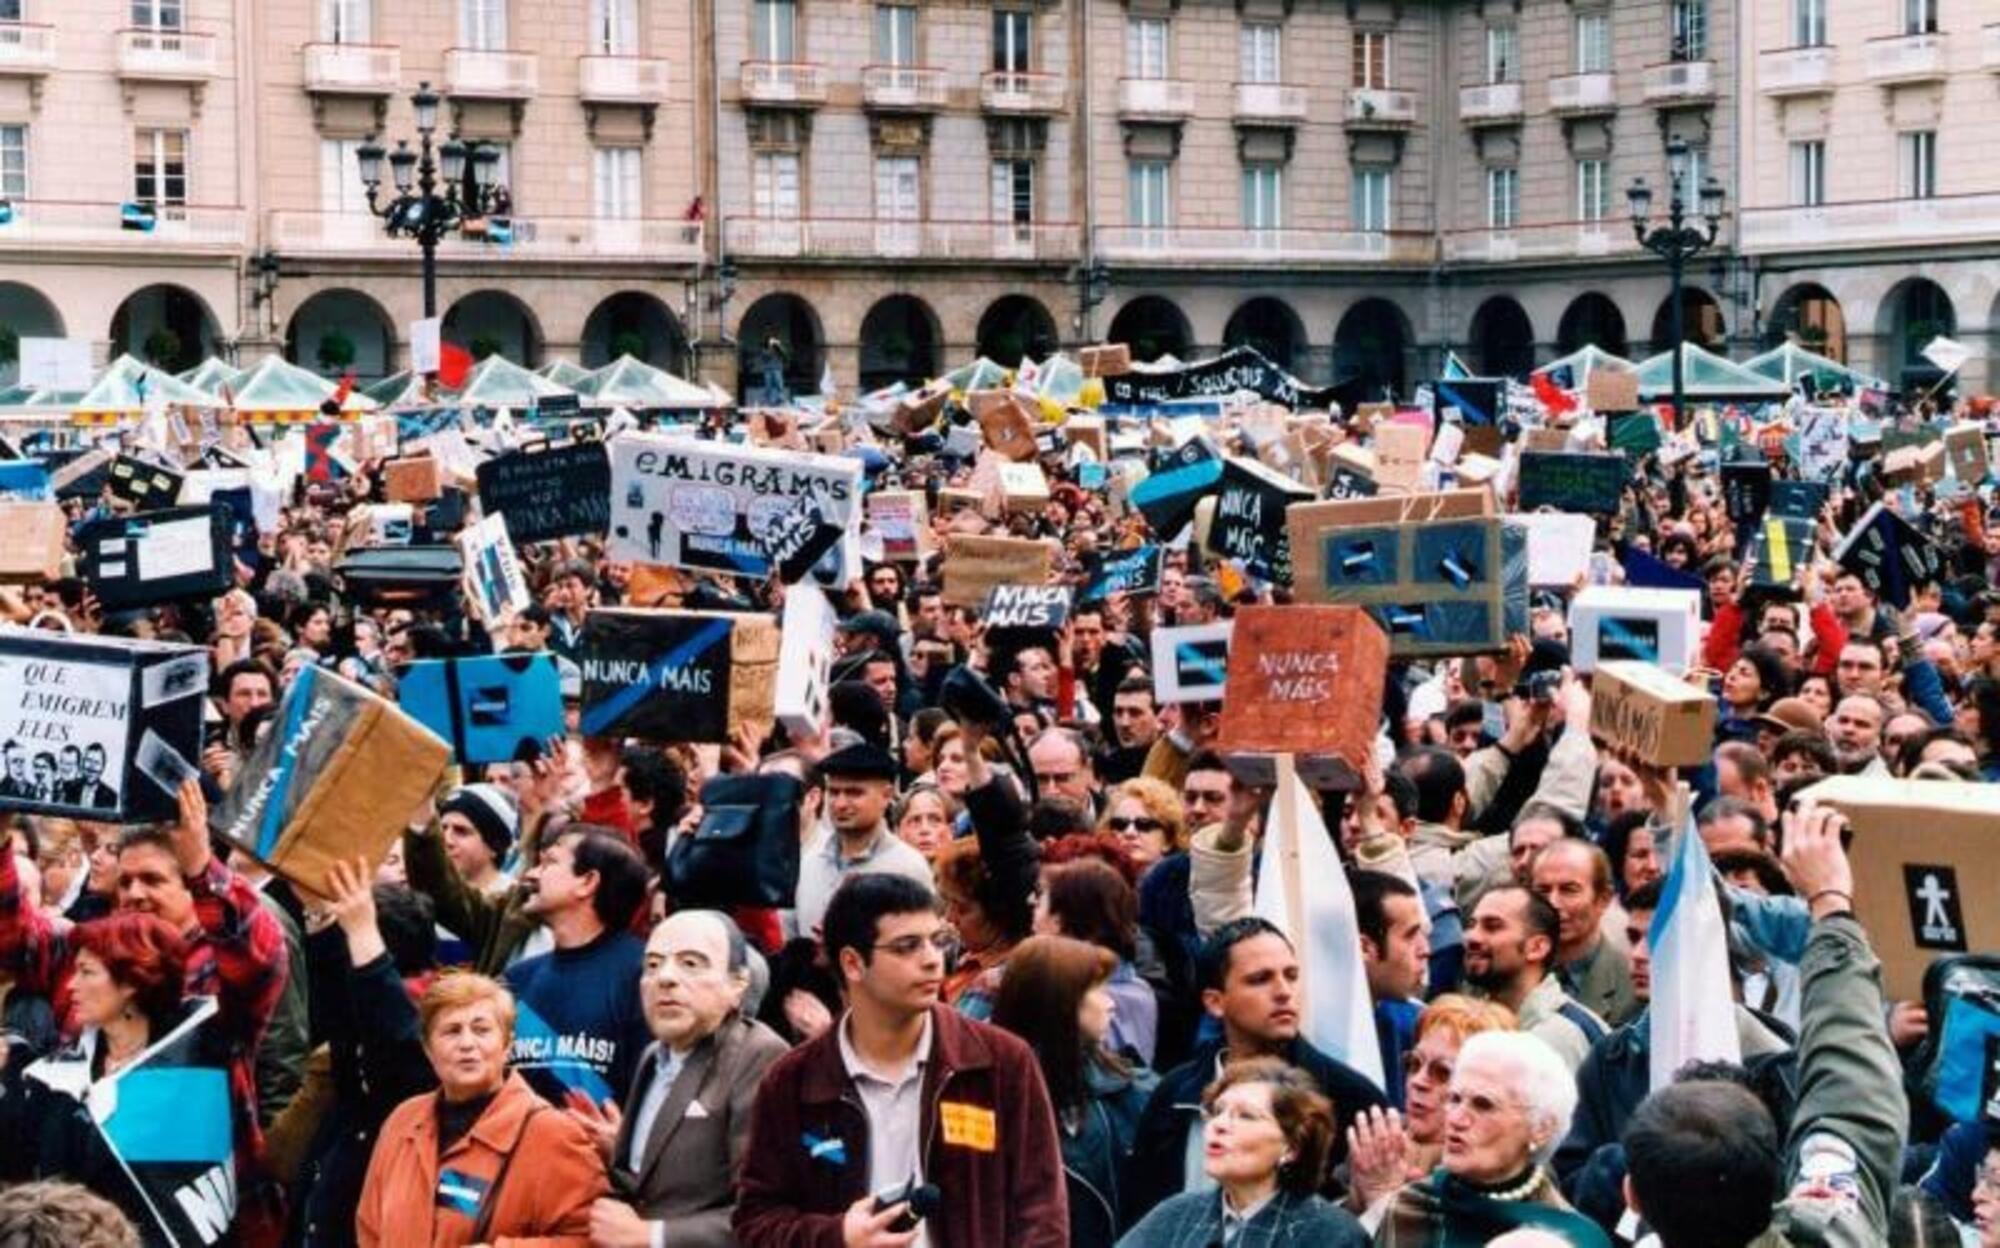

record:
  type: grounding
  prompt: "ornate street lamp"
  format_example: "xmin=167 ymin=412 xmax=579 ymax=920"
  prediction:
xmin=1628 ymin=136 xmax=1725 ymax=430
xmin=356 ymin=82 xmax=504 ymax=320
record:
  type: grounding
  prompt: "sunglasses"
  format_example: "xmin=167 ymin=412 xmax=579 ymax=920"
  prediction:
xmin=1107 ymin=817 xmax=1164 ymax=834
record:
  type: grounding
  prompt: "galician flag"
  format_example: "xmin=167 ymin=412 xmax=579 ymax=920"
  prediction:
xmin=1648 ymin=816 xmax=1741 ymax=1091
xmin=1253 ymin=764 xmax=1385 ymax=1092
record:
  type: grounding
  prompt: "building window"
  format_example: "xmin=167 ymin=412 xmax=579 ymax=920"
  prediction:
xmin=753 ymin=0 xmax=795 ymax=61
xmin=1352 ymin=30 xmax=1389 ymax=88
xmin=752 ymin=151 xmax=799 ymax=217
xmin=322 ymin=0 xmax=369 ymax=43
xmin=1240 ymin=23 xmax=1280 ymax=85
xmin=1487 ymin=166 xmax=1519 ymax=229
xmin=320 ymin=138 xmax=369 ymax=213
xmin=1903 ymin=0 xmax=1937 ymax=35
xmin=131 ymin=0 xmax=182 ymax=30
xmin=133 ymin=128 xmax=187 ymax=207
xmin=1242 ymin=164 xmax=1282 ymax=235
xmin=874 ymin=4 xmax=917 ymax=66
xmin=1353 ymin=167 xmax=1390 ymax=231
xmin=1672 ymin=0 xmax=1706 ymax=60
xmin=1577 ymin=158 xmax=1609 ymax=222
xmin=594 ymin=147 xmax=641 ymax=219
xmin=1575 ymin=12 xmax=1610 ymax=74
xmin=1790 ymin=140 xmax=1825 ymax=206
xmin=1486 ymin=25 xmax=1517 ymax=84
xmin=992 ymin=9 xmax=1032 ymax=72
xmin=460 ymin=0 xmax=505 ymax=49
xmin=1794 ymin=0 xmax=1826 ymax=47
xmin=1900 ymin=131 xmax=1936 ymax=199
xmin=0 ymin=0 xmax=20 ymax=19
xmin=991 ymin=158 xmax=1033 ymax=226
xmin=875 ymin=154 xmax=919 ymax=221
xmin=1129 ymin=160 xmax=1169 ymax=230
xmin=1126 ymin=17 xmax=1167 ymax=80
xmin=590 ymin=0 xmax=637 ymax=54
xmin=0 ymin=125 xmax=25 ymax=200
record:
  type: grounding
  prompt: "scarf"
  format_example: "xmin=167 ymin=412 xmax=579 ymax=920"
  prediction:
xmin=1376 ymin=1168 xmax=1614 ymax=1247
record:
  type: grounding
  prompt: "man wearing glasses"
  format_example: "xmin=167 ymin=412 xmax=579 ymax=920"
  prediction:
xmin=735 ymin=874 xmax=1069 ymax=1248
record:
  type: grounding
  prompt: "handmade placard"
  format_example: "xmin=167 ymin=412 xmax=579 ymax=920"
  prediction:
xmin=1299 ymin=514 xmax=1528 ymax=657
xmin=1721 ymin=460 xmax=1773 ymax=533
xmin=76 ymin=506 xmax=233 ymax=609
xmin=0 ymin=502 xmax=65 ymax=584
xmin=397 ymin=653 xmax=564 ymax=765
xmin=1373 ymin=422 xmax=1428 ymax=492
xmin=1749 ymin=514 xmax=1817 ymax=588
xmin=1946 ymin=423 xmax=1989 ymax=485
xmin=578 ymin=608 xmax=779 ymax=743
xmin=1149 ymin=621 xmax=1233 ymax=705
xmin=1214 ymin=605 xmax=1388 ymax=785
xmin=1509 ymin=512 xmax=1597 ymax=587
xmin=383 ymin=453 xmax=444 ymax=503
xmin=606 ymin=433 xmax=862 ymax=589
xmin=761 ymin=491 xmax=845 ymax=585
xmin=982 ymin=584 xmax=1073 ymax=632
xmin=1084 ymin=545 xmax=1163 ymax=600
xmin=107 ymin=455 xmax=185 ymax=510
xmin=1207 ymin=457 xmax=1312 ymax=583
xmin=998 ymin=460 xmax=1051 ymax=514
xmin=475 ymin=440 xmax=612 ymax=545
xmin=457 ymin=512 xmax=531 ymax=623
xmin=1834 ymin=502 xmax=1940 ymax=610
xmin=0 ymin=459 xmax=49 ymax=501
xmin=0 ymin=632 xmax=206 ymax=823
xmin=1589 ymin=661 xmax=1716 ymax=768
xmin=972 ymin=392 xmax=1040 ymax=462
xmin=775 ymin=583 xmax=836 ymax=739
xmin=1769 ymin=479 xmax=1831 ymax=519
xmin=866 ymin=490 xmax=928 ymax=562
xmin=1568 ymin=586 xmax=1702 ymax=674
xmin=1433 ymin=378 xmax=1502 ymax=426
xmin=1130 ymin=437 xmax=1223 ymax=536
xmin=1517 ymin=452 xmax=1628 ymax=514
xmin=1587 ymin=370 xmax=1641 ymax=414
xmin=941 ymin=534 xmax=1053 ymax=608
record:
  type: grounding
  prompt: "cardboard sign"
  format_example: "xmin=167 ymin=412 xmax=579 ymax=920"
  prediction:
xmin=18 ymin=336 xmax=93 ymax=391
xmin=1568 ymin=586 xmax=1702 ymax=674
xmin=475 ymin=440 xmax=612 ymax=545
xmin=1081 ymin=343 xmax=1132 ymax=379
xmin=76 ymin=506 xmax=233 ymax=609
xmin=383 ymin=453 xmax=444 ymax=503
xmin=1721 ymin=460 xmax=1773 ymax=532
xmin=397 ymin=653 xmax=564 ymax=764
xmin=1066 ymin=415 xmax=1108 ymax=462
xmin=107 ymin=455 xmax=185 ymax=509
xmin=1297 ymin=514 xmax=1527 ymax=657
xmin=972 ymin=392 xmax=1040 ymax=462
xmin=1946 ymin=422 xmax=1989 ymax=484
xmin=1834 ymin=502 xmax=1940 ymax=610
xmin=1609 ymin=412 xmax=1663 ymax=457
xmin=1373 ymin=422 xmax=1428 ymax=491
xmin=457 ymin=512 xmax=531 ymax=624
xmin=1749 ymin=514 xmax=1817 ymax=588
xmin=0 ymin=502 xmax=65 ymax=584
xmin=1587 ymin=370 xmax=1640 ymax=414
xmin=1325 ymin=460 xmax=1379 ymax=502
xmin=1510 ymin=511 xmax=1597 ymax=587
xmin=941 ymin=533 xmax=1053 ymax=608
xmin=213 ymin=665 xmax=451 ymax=899
xmin=775 ymin=583 xmax=836 ymax=739
xmin=761 ymin=491 xmax=846 ymax=585
xmin=982 ymin=584 xmax=1072 ymax=631
xmin=0 ymin=459 xmax=50 ymax=501
xmin=998 ymin=460 xmax=1051 ymax=514
xmin=0 ymin=632 xmax=207 ymax=823
xmin=1207 ymin=457 xmax=1312 ymax=583
xmin=1085 ymin=545 xmax=1163 ymax=600
xmin=578 ymin=609 xmax=778 ymax=743
xmin=1799 ymin=776 xmax=2000 ymax=1001
xmin=1214 ymin=605 xmax=1388 ymax=784
xmin=1433 ymin=378 xmax=1502 ymax=426
xmin=1517 ymin=452 xmax=1628 ymax=514
xmin=1588 ymin=660 xmax=1716 ymax=767
xmin=1288 ymin=489 xmax=1494 ymax=598
xmin=1131 ymin=437 xmax=1223 ymax=536
xmin=606 ymin=434 xmax=862 ymax=588
xmin=1150 ymin=621 xmax=1232 ymax=704
xmin=1796 ymin=407 xmax=1850 ymax=480
xmin=1769 ymin=480 xmax=1830 ymax=519
xmin=867 ymin=490 xmax=928 ymax=562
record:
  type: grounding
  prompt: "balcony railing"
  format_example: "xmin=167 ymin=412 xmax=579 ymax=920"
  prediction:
xmin=1440 ymin=219 xmax=1648 ymax=263
xmin=979 ymin=69 xmax=1065 ymax=113
xmin=723 ymin=216 xmax=1080 ymax=262
xmin=117 ymin=27 xmax=217 ymax=81
xmin=302 ymin=42 xmax=400 ymax=94
xmin=1865 ymin=32 xmax=1947 ymax=84
xmin=1549 ymin=71 xmax=1617 ymax=114
xmin=0 ymin=23 xmax=56 ymax=75
xmin=1092 ymin=225 xmax=1435 ymax=266
xmin=1118 ymin=77 xmax=1194 ymax=120
xmin=445 ymin=47 xmax=537 ymax=97
xmin=1982 ymin=23 xmax=2000 ymax=71
xmin=578 ymin=55 xmax=668 ymax=103
xmin=1344 ymin=87 xmax=1417 ymax=127
xmin=268 ymin=210 xmax=704 ymax=263
xmin=1740 ymin=194 xmax=2000 ymax=254
xmin=862 ymin=64 xmax=948 ymax=110
xmin=1232 ymin=82 xmax=1308 ymax=124
xmin=1459 ymin=81 xmax=1523 ymax=125
xmin=1642 ymin=59 xmax=1715 ymax=103
xmin=0 ymin=200 xmax=244 ymax=251
xmin=739 ymin=60 xmax=826 ymax=105
xmin=1759 ymin=45 xmax=1836 ymax=95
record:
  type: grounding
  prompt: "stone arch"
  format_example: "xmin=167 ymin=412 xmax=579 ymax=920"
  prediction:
xmin=1875 ymin=277 xmax=1957 ymax=391
xmin=109 ymin=283 xmax=221 ymax=373
xmin=444 ymin=289 xmax=544 ymax=365
xmin=1556 ymin=292 xmax=1630 ymax=357
xmin=1764 ymin=282 xmax=1847 ymax=361
xmin=858 ymin=293 xmax=942 ymax=392
xmin=286 ymin=288 xmax=396 ymax=382
xmin=1333 ymin=297 xmax=1414 ymax=398
xmin=581 ymin=290 xmax=690 ymax=374
xmin=737 ymin=291 xmax=824 ymax=402
xmin=1105 ymin=295 xmax=1193 ymax=363
xmin=1468 ymin=295 xmax=1536 ymax=379
xmin=1223 ymin=296 xmax=1308 ymax=373
xmin=1651 ymin=286 xmax=1725 ymax=352
xmin=0 ymin=281 xmax=65 ymax=386
xmin=975 ymin=294 xmax=1059 ymax=367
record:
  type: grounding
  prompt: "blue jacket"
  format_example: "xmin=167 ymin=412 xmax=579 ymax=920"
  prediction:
xmin=1117 ymin=1188 xmax=1368 ymax=1248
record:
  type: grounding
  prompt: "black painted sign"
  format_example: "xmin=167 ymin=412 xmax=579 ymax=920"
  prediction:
xmin=475 ymin=440 xmax=612 ymax=545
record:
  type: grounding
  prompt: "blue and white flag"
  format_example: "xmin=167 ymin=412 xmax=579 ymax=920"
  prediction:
xmin=1648 ymin=817 xmax=1741 ymax=1091
xmin=1253 ymin=768 xmax=1386 ymax=1092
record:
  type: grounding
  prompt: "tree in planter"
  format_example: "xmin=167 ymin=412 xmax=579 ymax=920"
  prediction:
xmin=610 ymin=330 xmax=649 ymax=362
xmin=469 ymin=334 xmax=505 ymax=362
xmin=316 ymin=329 xmax=357 ymax=375
xmin=143 ymin=327 xmax=183 ymax=370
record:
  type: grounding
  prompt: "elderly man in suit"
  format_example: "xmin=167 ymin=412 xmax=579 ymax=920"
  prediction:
xmin=568 ymin=909 xmax=788 ymax=1248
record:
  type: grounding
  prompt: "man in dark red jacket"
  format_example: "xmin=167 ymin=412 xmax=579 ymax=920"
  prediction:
xmin=733 ymin=873 xmax=1067 ymax=1248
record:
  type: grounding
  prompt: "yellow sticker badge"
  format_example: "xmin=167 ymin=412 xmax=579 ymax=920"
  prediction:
xmin=939 ymin=1101 xmax=997 ymax=1152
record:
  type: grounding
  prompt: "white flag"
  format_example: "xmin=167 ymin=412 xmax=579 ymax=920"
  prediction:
xmin=1647 ymin=816 xmax=1741 ymax=1092
xmin=1921 ymin=335 xmax=1973 ymax=377
xmin=819 ymin=359 xmax=838 ymax=399
xmin=1253 ymin=767 xmax=1386 ymax=1091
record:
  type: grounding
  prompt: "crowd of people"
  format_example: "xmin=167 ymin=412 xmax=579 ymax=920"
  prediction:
xmin=0 ymin=353 xmax=1998 ymax=1248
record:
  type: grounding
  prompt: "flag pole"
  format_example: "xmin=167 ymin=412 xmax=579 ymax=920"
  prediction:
xmin=1274 ymin=752 xmax=1310 ymax=1026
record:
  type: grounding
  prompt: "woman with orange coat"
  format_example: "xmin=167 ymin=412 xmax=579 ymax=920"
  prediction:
xmin=357 ymin=973 xmax=606 ymax=1247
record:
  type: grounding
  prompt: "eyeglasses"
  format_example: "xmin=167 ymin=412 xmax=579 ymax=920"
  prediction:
xmin=1975 ymin=1166 xmax=2000 ymax=1197
xmin=1199 ymin=1102 xmax=1277 ymax=1127
xmin=1445 ymin=1089 xmax=1521 ymax=1118
xmin=872 ymin=927 xmax=959 ymax=958
xmin=1107 ymin=817 xmax=1164 ymax=834
xmin=1401 ymin=1053 xmax=1454 ymax=1085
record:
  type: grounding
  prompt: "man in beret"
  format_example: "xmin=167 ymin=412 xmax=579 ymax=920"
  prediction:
xmin=791 ymin=741 xmax=932 ymax=938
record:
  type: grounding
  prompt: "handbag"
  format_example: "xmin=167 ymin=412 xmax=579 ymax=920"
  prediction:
xmin=334 ymin=545 xmax=464 ymax=608
xmin=666 ymin=772 xmax=804 ymax=909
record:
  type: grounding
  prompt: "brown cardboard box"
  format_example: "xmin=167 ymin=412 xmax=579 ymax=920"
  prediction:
xmin=1082 ymin=343 xmax=1132 ymax=378
xmin=382 ymin=453 xmax=444 ymax=503
xmin=1798 ymin=775 xmax=2000 ymax=1001
xmin=1286 ymin=488 xmax=1495 ymax=598
xmin=1945 ymin=422 xmax=1988 ymax=484
xmin=896 ymin=382 xmax=950 ymax=434
xmin=1065 ymin=415 xmax=1108 ymax=461
xmin=1588 ymin=661 xmax=1716 ymax=767
xmin=1524 ymin=427 xmax=1571 ymax=453
xmin=1215 ymin=605 xmax=1389 ymax=785
xmin=973 ymin=392 xmax=1040 ymax=462
xmin=1587 ymin=370 xmax=1641 ymax=414
xmin=867 ymin=489 xmax=930 ymax=562
xmin=942 ymin=533 xmax=1053 ymax=607
xmin=998 ymin=461 xmax=1051 ymax=513
xmin=1354 ymin=402 xmax=1395 ymax=436
xmin=0 ymin=503 xmax=66 ymax=584
xmin=579 ymin=609 xmax=779 ymax=745
xmin=1374 ymin=422 xmax=1428 ymax=491
xmin=937 ymin=487 xmax=986 ymax=519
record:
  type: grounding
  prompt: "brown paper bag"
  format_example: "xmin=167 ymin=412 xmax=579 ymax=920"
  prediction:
xmin=942 ymin=533 xmax=1054 ymax=607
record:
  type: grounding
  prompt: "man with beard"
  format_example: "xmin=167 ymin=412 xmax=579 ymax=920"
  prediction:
xmin=1826 ymin=694 xmax=1889 ymax=776
xmin=1463 ymin=885 xmax=1606 ymax=1072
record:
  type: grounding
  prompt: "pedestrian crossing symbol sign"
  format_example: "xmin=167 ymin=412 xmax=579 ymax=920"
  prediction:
xmin=1904 ymin=864 xmax=1967 ymax=952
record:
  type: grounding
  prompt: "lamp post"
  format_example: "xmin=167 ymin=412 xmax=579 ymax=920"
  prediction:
xmin=1076 ymin=260 xmax=1110 ymax=340
xmin=355 ymin=82 xmax=502 ymax=320
xmin=1628 ymin=137 xmax=1724 ymax=429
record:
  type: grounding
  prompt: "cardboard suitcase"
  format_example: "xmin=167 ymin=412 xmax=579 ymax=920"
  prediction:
xmin=397 ymin=653 xmax=565 ymax=764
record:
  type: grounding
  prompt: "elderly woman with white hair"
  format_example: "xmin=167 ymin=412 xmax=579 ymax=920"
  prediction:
xmin=1356 ymin=1031 xmax=1612 ymax=1246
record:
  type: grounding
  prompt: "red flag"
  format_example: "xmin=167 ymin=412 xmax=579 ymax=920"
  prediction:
xmin=331 ymin=373 xmax=355 ymax=407
xmin=438 ymin=342 xmax=473 ymax=389
xmin=1531 ymin=370 xmax=1577 ymax=417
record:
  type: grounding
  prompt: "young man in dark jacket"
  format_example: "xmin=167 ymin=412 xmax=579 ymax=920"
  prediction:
xmin=733 ymin=874 xmax=1068 ymax=1248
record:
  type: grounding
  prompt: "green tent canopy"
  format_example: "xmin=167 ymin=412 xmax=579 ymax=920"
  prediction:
xmin=1533 ymin=345 xmax=1637 ymax=382
xmin=536 ymin=359 xmax=595 ymax=388
xmin=1742 ymin=342 xmax=1887 ymax=392
xmin=228 ymin=354 xmax=378 ymax=415
xmin=362 ymin=370 xmax=454 ymax=409
xmin=455 ymin=355 xmax=574 ymax=408
xmin=73 ymin=354 xmax=226 ymax=415
xmin=1633 ymin=344 xmax=1791 ymax=401
xmin=577 ymin=354 xmax=727 ymax=408
xmin=178 ymin=357 xmax=245 ymax=398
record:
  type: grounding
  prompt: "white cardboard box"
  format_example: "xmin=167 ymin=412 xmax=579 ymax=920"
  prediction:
xmin=1568 ymin=586 xmax=1703 ymax=675
xmin=774 ymin=583 xmax=836 ymax=739
xmin=1149 ymin=621 xmax=1234 ymax=705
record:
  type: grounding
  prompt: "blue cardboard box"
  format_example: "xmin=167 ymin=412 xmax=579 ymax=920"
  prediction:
xmin=397 ymin=653 xmax=564 ymax=764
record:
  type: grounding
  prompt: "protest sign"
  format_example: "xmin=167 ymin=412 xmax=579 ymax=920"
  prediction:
xmin=606 ymin=433 xmax=862 ymax=588
xmin=866 ymin=490 xmax=928 ymax=562
xmin=1799 ymin=775 xmax=2000 ymax=1001
xmin=1208 ymin=456 xmax=1311 ymax=583
xmin=1325 ymin=459 xmax=1379 ymax=502
xmin=1586 ymin=370 xmax=1640 ymax=413
xmin=941 ymin=533 xmax=1053 ymax=608
xmin=760 ymin=490 xmax=846 ymax=584
xmin=475 ymin=440 xmax=612 ymax=545
xmin=1295 ymin=513 xmax=1527 ymax=657
xmin=18 ymin=336 xmax=92 ymax=390
xmin=0 ymin=632 xmax=206 ymax=823
xmin=1100 ymin=346 xmax=1334 ymax=409
xmin=410 ymin=317 xmax=442 ymax=374
xmin=0 ymin=458 xmax=49 ymax=500
xmin=1081 ymin=343 xmax=1132 ymax=378
xmin=1608 ymin=412 xmax=1663 ymax=456
xmin=1373 ymin=422 xmax=1427 ymax=492
xmin=972 ymin=391 xmax=1040 ymax=462
xmin=1517 ymin=451 xmax=1628 ymax=514
xmin=1289 ymin=489 xmax=1493 ymax=597
xmin=107 ymin=455 xmax=185 ymax=509
xmin=1749 ymin=514 xmax=1817 ymax=588
xmin=998 ymin=460 xmax=1051 ymax=514
xmin=1835 ymin=501 xmax=1940 ymax=610
xmin=1130 ymin=436 xmax=1222 ymax=536
xmin=1796 ymin=407 xmax=1850 ymax=480
xmin=397 ymin=653 xmax=564 ymax=765
xmin=1433 ymin=378 xmax=1502 ymax=426
xmin=1721 ymin=460 xmax=1773 ymax=532
xmin=1509 ymin=511 xmax=1597 ymax=587
xmin=982 ymin=584 xmax=1073 ymax=632
xmin=456 ymin=512 xmax=530 ymax=624
xmin=1589 ymin=661 xmax=1716 ymax=767
xmin=1769 ymin=479 xmax=1830 ymax=519
xmin=77 ymin=506 xmax=234 ymax=609
xmin=1066 ymin=414 xmax=1109 ymax=461
xmin=1215 ymin=605 xmax=1388 ymax=787
xmin=1946 ymin=422 xmax=1989 ymax=484
xmin=1150 ymin=621 xmax=1232 ymax=704
xmin=578 ymin=609 xmax=779 ymax=743
xmin=0 ymin=502 xmax=64 ymax=583
xmin=1568 ymin=586 xmax=1702 ymax=674
xmin=213 ymin=665 xmax=450 ymax=899
xmin=1085 ymin=545 xmax=1163 ymax=600
xmin=775 ymin=583 xmax=836 ymax=739
xmin=383 ymin=453 xmax=444 ymax=502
